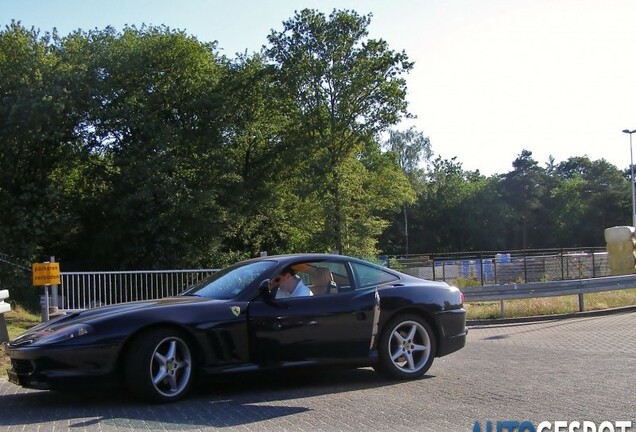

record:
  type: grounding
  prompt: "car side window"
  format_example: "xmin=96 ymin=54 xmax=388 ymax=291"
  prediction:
xmin=351 ymin=262 xmax=399 ymax=289
xmin=294 ymin=261 xmax=350 ymax=296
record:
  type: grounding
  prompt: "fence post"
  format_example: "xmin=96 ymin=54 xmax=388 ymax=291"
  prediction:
xmin=431 ymin=255 xmax=436 ymax=280
xmin=431 ymin=254 xmax=437 ymax=281
xmin=41 ymin=289 xmax=50 ymax=322
xmin=0 ymin=289 xmax=11 ymax=343
xmin=561 ymin=250 xmax=565 ymax=280
xmin=50 ymin=256 xmax=60 ymax=316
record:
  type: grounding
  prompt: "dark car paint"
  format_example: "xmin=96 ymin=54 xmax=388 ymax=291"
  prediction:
xmin=7 ymin=297 xmax=253 ymax=389
xmin=434 ymin=309 xmax=468 ymax=356
xmin=248 ymin=287 xmax=378 ymax=365
xmin=6 ymin=254 xmax=467 ymax=391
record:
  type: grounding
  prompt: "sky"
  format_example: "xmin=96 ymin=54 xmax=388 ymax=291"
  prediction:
xmin=3 ymin=0 xmax=636 ymax=176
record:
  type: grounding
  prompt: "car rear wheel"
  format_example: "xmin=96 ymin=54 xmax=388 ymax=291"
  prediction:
xmin=124 ymin=327 xmax=194 ymax=403
xmin=375 ymin=314 xmax=436 ymax=380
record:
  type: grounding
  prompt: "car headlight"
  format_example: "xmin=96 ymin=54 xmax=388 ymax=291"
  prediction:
xmin=33 ymin=323 xmax=94 ymax=345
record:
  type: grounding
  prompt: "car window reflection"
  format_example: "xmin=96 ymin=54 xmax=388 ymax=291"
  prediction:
xmin=351 ymin=262 xmax=399 ymax=289
xmin=182 ymin=261 xmax=276 ymax=299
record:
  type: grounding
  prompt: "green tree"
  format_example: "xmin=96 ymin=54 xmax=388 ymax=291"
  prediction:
xmin=381 ymin=127 xmax=432 ymax=254
xmin=216 ymin=53 xmax=303 ymax=257
xmin=266 ymin=9 xmax=414 ymax=255
xmin=393 ymin=156 xmax=513 ymax=255
xmin=407 ymin=157 xmax=473 ymax=253
xmin=549 ymin=157 xmax=629 ymax=246
xmin=68 ymin=26 xmax=228 ymax=269
xmin=0 ymin=22 xmax=80 ymax=260
xmin=500 ymin=150 xmax=547 ymax=249
xmin=466 ymin=174 xmax=513 ymax=251
xmin=385 ymin=127 xmax=432 ymax=183
xmin=339 ymin=140 xmax=415 ymax=256
xmin=547 ymin=175 xmax=586 ymax=246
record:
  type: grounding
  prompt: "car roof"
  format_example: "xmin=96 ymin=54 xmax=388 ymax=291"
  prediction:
xmin=241 ymin=253 xmax=370 ymax=265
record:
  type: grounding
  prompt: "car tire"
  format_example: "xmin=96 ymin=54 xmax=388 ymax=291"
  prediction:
xmin=374 ymin=314 xmax=436 ymax=380
xmin=124 ymin=327 xmax=194 ymax=403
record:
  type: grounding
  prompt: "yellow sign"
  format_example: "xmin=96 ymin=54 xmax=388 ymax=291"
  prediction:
xmin=32 ymin=262 xmax=61 ymax=286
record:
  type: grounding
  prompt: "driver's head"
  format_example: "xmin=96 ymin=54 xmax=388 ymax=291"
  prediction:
xmin=270 ymin=266 xmax=296 ymax=292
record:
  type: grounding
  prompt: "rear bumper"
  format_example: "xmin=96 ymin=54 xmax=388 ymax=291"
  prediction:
xmin=436 ymin=308 xmax=467 ymax=357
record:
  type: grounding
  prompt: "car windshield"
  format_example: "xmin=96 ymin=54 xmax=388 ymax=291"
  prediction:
xmin=181 ymin=260 xmax=276 ymax=300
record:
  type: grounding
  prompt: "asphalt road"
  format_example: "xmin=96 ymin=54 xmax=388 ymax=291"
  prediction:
xmin=0 ymin=311 xmax=634 ymax=432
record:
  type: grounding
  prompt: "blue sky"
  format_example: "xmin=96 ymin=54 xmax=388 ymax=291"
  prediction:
xmin=3 ymin=0 xmax=636 ymax=176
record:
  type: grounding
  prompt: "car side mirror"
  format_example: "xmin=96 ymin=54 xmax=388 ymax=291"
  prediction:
xmin=258 ymin=279 xmax=273 ymax=301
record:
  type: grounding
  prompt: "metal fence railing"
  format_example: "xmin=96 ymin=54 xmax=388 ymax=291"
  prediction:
xmin=0 ymin=247 xmax=625 ymax=315
xmin=59 ymin=269 xmax=218 ymax=311
xmin=395 ymin=248 xmax=609 ymax=286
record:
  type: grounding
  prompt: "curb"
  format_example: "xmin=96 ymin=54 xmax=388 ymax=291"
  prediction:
xmin=467 ymin=305 xmax=636 ymax=327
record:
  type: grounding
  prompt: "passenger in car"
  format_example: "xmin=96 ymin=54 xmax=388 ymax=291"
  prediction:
xmin=312 ymin=268 xmax=336 ymax=295
xmin=273 ymin=266 xmax=313 ymax=298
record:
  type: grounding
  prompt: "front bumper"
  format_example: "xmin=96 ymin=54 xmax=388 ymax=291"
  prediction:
xmin=6 ymin=342 xmax=121 ymax=390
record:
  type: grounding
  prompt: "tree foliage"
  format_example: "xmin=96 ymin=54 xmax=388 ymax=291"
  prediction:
xmin=0 ymin=23 xmax=77 ymax=259
xmin=0 ymin=16 xmax=632 ymax=270
xmin=0 ymin=13 xmax=418 ymax=267
xmin=265 ymin=9 xmax=414 ymax=255
xmin=381 ymin=150 xmax=629 ymax=255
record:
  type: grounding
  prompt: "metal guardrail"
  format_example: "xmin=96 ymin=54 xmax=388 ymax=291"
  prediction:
xmin=461 ymin=274 xmax=636 ymax=317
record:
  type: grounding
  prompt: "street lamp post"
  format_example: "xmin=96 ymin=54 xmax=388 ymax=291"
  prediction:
xmin=622 ymin=129 xmax=636 ymax=227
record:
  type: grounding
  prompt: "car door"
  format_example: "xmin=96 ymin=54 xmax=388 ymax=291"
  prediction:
xmin=247 ymin=259 xmax=378 ymax=365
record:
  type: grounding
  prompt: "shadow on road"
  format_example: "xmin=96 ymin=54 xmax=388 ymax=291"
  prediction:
xmin=0 ymin=367 xmax=434 ymax=429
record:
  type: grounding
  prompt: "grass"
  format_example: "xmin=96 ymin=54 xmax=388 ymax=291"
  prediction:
xmin=1 ymin=290 xmax=635 ymax=376
xmin=465 ymin=288 xmax=636 ymax=320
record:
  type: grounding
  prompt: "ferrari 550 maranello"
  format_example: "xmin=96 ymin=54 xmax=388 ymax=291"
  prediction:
xmin=6 ymin=254 xmax=467 ymax=402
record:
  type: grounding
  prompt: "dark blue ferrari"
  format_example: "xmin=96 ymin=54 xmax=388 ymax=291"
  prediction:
xmin=6 ymin=254 xmax=467 ymax=403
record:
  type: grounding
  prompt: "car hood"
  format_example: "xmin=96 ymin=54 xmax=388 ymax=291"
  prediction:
xmin=61 ymin=295 xmax=223 ymax=322
xmin=9 ymin=296 xmax=229 ymax=347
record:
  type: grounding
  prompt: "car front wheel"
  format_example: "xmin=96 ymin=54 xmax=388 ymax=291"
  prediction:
xmin=124 ymin=327 xmax=194 ymax=403
xmin=375 ymin=314 xmax=436 ymax=380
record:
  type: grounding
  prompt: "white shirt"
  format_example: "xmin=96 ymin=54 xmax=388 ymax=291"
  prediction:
xmin=276 ymin=277 xmax=313 ymax=299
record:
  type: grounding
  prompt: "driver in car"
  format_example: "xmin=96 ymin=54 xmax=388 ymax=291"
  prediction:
xmin=272 ymin=266 xmax=313 ymax=298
